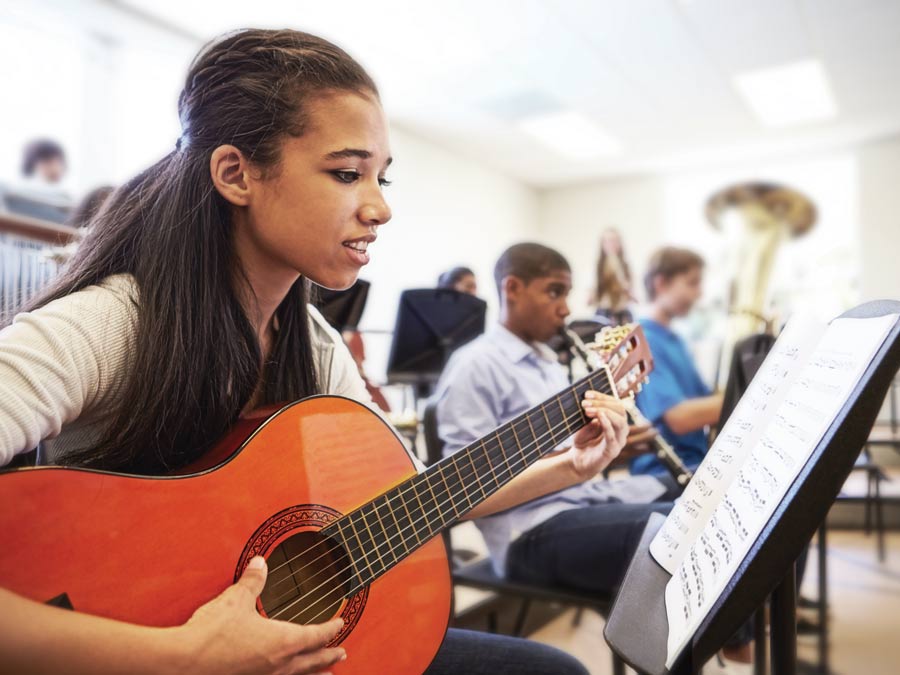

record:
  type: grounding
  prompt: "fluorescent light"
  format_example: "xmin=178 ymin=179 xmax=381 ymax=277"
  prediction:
xmin=516 ymin=110 xmax=623 ymax=159
xmin=734 ymin=59 xmax=838 ymax=128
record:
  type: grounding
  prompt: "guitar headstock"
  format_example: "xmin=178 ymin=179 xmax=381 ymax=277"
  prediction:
xmin=585 ymin=324 xmax=654 ymax=399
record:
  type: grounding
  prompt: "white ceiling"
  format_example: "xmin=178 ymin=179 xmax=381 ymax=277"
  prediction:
xmin=116 ymin=0 xmax=900 ymax=187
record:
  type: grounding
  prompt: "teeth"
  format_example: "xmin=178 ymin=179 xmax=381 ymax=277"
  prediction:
xmin=344 ymin=240 xmax=368 ymax=252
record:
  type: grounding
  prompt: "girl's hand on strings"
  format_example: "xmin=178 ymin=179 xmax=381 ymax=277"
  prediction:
xmin=177 ymin=556 xmax=347 ymax=674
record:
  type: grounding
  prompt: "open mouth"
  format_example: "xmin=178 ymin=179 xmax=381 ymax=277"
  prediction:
xmin=342 ymin=235 xmax=375 ymax=265
xmin=343 ymin=239 xmax=369 ymax=254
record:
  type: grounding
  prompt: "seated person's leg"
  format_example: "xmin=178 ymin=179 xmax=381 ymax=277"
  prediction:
xmin=425 ymin=628 xmax=589 ymax=675
xmin=506 ymin=502 xmax=672 ymax=593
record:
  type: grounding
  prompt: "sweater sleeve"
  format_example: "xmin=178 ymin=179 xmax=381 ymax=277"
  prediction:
xmin=0 ymin=276 xmax=138 ymax=466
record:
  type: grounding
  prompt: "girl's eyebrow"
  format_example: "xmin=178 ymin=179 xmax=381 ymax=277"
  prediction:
xmin=323 ymin=148 xmax=393 ymax=166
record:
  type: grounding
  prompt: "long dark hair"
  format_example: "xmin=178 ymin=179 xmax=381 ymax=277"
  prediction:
xmin=17 ymin=29 xmax=378 ymax=473
xmin=593 ymin=228 xmax=631 ymax=308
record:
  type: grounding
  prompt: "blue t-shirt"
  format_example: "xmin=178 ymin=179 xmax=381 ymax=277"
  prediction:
xmin=631 ymin=318 xmax=711 ymax=476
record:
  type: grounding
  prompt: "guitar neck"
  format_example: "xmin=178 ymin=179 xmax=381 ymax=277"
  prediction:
xmin=324 ymin=367 xmax=616 ymax=594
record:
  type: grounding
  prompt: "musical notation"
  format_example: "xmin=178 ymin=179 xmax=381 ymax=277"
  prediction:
xmin=657 ymin=312 xmax=898 ymax=668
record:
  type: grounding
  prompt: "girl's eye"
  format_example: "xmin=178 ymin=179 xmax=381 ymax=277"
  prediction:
xmin=379 ymin=177 xmax=393 ymax=187
xmin=332 ymin=170 xmax=360 ymax=184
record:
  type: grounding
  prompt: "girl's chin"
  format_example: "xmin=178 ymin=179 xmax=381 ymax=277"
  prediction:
xmin=307 ymin=270 xmax=359 ymax=292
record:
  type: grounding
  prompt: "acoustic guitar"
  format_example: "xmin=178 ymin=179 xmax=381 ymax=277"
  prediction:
xmin=0 ymin=324 xmax=652 ymax=673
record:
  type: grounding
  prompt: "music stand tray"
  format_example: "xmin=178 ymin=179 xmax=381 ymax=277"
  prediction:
xmin=604 ymin=300 xmax=900 ymax=675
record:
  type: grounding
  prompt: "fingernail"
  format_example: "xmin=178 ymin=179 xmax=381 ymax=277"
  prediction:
xmin=248 ymin=556 xmax=266 ymax=570
xmin=340 ymin=650 xmax=348 ymax=661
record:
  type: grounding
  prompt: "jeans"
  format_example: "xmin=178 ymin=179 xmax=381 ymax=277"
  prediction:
xmin=506 ymin=500 xmax=760 ymax=650
xmin=506 ymin=502 xmax=673 ymax=594
xmin=425 ymin=628 xmax=589 ymax=675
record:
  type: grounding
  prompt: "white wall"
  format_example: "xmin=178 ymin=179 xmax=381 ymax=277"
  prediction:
xmin=859 ymin=134 xmax=900 ymax=303
xmin=537 ymin=175 xmax=665 ymax=320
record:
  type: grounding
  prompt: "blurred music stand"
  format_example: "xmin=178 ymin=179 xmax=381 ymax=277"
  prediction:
xmin=386 ymin=288 xmax=486 ymax=400
xmin=314 ymin=279 xmax=370 ymax=332
xmin=604 ymin=300 xmax=900 ymax=675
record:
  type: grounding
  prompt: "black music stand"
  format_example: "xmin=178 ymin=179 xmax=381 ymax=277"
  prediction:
xmin=314 ymin=279 xmax=370 ymax=332
xmin=386 ymin=288 xmax=486 ymax=399
xmin=604 ymin=300 xmax=900 ymax=675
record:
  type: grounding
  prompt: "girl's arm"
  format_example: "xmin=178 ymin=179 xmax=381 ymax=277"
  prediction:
xmin=0 ymin=558 xmax=346 ymax=675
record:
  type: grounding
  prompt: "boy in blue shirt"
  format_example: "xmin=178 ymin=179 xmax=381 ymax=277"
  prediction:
xmin=632 ymin=247 xmax=724 ymax=476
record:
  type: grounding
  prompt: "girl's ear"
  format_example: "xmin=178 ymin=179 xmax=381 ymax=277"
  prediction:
xmin=210 ymin=144 xmax=252 ymax=206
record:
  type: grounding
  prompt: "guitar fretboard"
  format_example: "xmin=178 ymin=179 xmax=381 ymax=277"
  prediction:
xmin=323 ymin=367 xmax=614 ymax=594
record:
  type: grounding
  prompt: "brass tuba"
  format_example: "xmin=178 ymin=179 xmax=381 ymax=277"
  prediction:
xmin=707 ymin=182 xmax=816 ymax=389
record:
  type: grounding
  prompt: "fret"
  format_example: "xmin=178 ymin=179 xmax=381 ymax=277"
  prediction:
xmin=557 ymin=395 xmax=573 ymax=436
xmin=356 ymin=507 xmax=389 ymax=571
xmin=486 ymin=434 xmax=514 ymax=483
xmin=527 ymin=406 xmax=552 ymax=451
xmin=570 ymin=385 xmax=588 ymax=426
xmin=409 ymin=474 xmax=434 ymax=541
xmin=433 ymin=467 xmax=459 ymax=523
xmin=395 ymin=484 xmax=421 ymax=546
xmin=413 ymin=472 xmax=439 ymax=529
xmin=433 ymin=464 xmax=461 ymax=519
xmin=478 ymin=440 xmax=502 ymax=489
xmin=508 ymin=421 xmax=529 ymax=468
xmin=372 ymin=496 xmax=405 ymax=555
xmin=330 ymin=519 xmax=363 ymax=585
xmin=344 ymin=512 xmax=375 ymax=580
xmin=523 ymin=411 xmax=541 ymax=455
xmin=422 ymin=470 xmax=452 ymax=528
xmin=496 ymin=426 xmax=525 ymax=472
xmin=496 ymin=424 xmax=519 ymax=483
xmin=386 ymin=491 xmax=415 ymax=550
xmin=470 ymin=442 xmax=501 ymax=494
xmin=509 ymin=415 xmax=540 ymax=468
xmin=444 ymin=454 xmax=473 ymax=512
xmin=465 ymin=450 xmax=488 ymax=500
xmin=544 ymin=400 xmax=567 ymax=442
xmin=540 ymin=405 xmax=554 ymax=444
xmin=511 ymin=416 xmax=538 ymax=461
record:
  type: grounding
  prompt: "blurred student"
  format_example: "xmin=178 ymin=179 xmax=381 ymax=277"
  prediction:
xmin=21 ymin=138 xmax=68 ymax=187
xmin=632 ymin=247 xmax=723 ymax=477
xmin=435 ymin=243 xmax=673 ymax=599
xmin=591 ymin=227 xmax=633 ymax=326
xmin=437 ymin=265 xmax=477 ymax=295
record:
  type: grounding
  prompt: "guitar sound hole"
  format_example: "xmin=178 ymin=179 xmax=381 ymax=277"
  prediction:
xmin=259 ymin=530 xmax=352 ymax=625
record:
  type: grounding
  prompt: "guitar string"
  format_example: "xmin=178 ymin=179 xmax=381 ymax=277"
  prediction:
xmin=268 ymin=400 xmax=590 ymax=623
xmin=280 ymin=396 xmax=613 ymax=627
xmin=259 ymin=371 xmax=615 ymax=592
xmin=258 ymin=374 xmax=612 ymax=606
xmin=260 ymin=375 xmax=616 ymax=612
xmin=266 ymin=379 xmax=621 ymax=624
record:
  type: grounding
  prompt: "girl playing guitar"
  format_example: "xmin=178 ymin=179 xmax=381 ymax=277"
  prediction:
xmin=0 ymin=29 xmax=629 ymax=674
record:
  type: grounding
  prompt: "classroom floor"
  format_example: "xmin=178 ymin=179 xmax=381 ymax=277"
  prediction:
xmin=452 ymin=525 xmax=900 ymax=674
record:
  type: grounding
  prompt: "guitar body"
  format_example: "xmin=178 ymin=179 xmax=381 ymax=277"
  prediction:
xmin=0 ymin=396 xmax=451 ymax=674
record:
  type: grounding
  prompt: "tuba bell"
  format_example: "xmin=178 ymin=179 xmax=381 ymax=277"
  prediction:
xmin=707 ymin=182 xmax=817 ymax=390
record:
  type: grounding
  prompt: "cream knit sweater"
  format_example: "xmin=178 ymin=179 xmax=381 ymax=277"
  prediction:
xmin=0 ymin=274 xmax=374 ymax=467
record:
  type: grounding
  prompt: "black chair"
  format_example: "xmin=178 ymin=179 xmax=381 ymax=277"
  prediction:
xmin=422 ymin=400 xmax=625 ymax=674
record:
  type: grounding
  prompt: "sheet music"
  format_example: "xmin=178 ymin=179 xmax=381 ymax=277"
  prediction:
xmin=659 ymin=313 xmax=898 ymax=668
xmin=649 ymin=316 xmax=823 ymax=573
